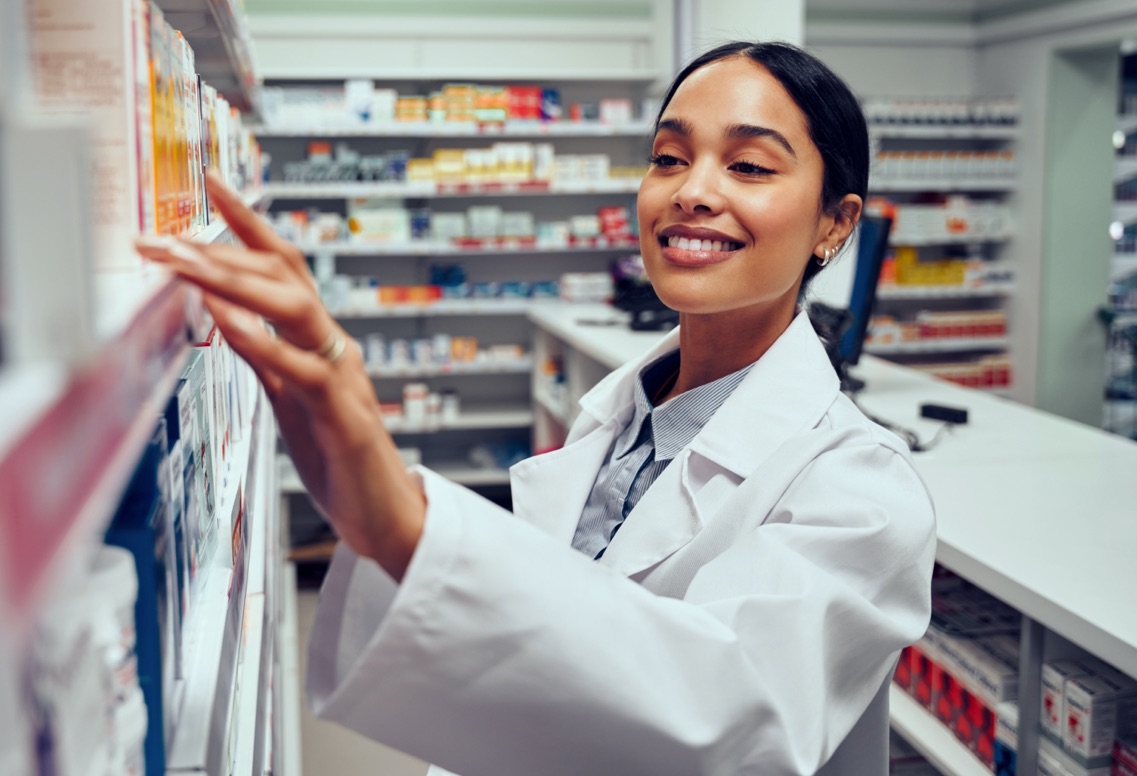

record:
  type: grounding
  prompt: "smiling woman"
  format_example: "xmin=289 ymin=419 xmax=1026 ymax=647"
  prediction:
xmin=137 ymin=40 xmax=936 ymax=776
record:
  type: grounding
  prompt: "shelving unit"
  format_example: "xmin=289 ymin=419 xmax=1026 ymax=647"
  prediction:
xmin=252 ymin=120 xmax=654 ymax=138
xmin=159 ymin=0 xmax=261 ymax=115
xmin=865 ymin=336 xmax=1010 ymax=355
xmin=865 ymin=102 xmax=1020 ymax=401
xmin=296 ymin=237 xmax=640 ymax=257
xmin=263 ymin=179 xmax=642 ymax=200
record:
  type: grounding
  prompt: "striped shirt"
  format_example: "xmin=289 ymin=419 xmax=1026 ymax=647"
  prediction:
xmin=570 ymin=349 xmax=755 ymax=560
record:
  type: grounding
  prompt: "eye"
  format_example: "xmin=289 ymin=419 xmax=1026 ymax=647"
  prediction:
xmin=648 ymin=153 xmax=684 ymax=168
xmin=731 ymin=161 xmax=776 ymax=176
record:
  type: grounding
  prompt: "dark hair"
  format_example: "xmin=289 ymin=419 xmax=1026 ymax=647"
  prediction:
xmin=654 ymin=41 xmax=869 ymax=293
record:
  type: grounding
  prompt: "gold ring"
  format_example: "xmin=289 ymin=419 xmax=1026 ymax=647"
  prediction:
xmin=315 ymin=330 xmax=348 ymax=364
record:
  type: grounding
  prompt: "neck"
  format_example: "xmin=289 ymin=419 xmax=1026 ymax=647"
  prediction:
xmin=662 ymin=302 xmax=797 ymax=402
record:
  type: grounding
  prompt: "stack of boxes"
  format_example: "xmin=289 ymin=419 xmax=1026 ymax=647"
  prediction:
xmin=895 ymin=570 xmax=1022 ymax=769
xmin=26 ymin=0 xmax=261 ymax=271
xmin=897 ymin=567 xmax=1137 ymax=775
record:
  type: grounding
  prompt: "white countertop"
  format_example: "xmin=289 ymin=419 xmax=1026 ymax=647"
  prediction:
xmin=528 ymin=304 xmax=1137 ymax=679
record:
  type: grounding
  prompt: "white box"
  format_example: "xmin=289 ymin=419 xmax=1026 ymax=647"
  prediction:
xmin=1042 ymin=660 xmax=1096 ymax=744
xmin=27 ymin=0 xmax=155 ymax=270
xmin=1064 ymin=672 xmax=1137 ymax=767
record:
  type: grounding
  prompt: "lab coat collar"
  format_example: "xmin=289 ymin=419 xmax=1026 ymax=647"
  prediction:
xmin=510 ymin=311 xmax=840 ymax=574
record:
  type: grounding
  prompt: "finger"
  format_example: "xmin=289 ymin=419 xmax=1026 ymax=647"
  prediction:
xmin=203 ymin=291 xmax=336 ymax=400
xmin=189 ymin=242 xmax=286 ymax=279
xmin=203 ymin=294 xmax=286 ymax=399
xmin=205 ymin=170 xmax=310 ymax=277
xmin=139 ymin=238 xmax=333 ymax=350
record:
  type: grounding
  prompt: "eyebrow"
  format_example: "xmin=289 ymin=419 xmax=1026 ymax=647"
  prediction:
xmin=655 ymin=118 xmax=798 ymax=159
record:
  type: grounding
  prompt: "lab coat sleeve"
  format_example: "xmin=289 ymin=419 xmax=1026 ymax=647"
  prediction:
xmin=307 ymin=447 xmax=935 ymax=776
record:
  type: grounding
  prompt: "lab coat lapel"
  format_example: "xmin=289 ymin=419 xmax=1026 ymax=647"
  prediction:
xmin=509 ymin=327 xmax=682 ymax=544
xmin=509 ymin=420 xmax=621 ymax=544
xmin=598 ymin=312 xmax=840 ymax=578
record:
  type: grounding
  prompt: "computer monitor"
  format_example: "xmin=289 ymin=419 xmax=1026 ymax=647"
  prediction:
xmin=809 ymin=214 xmax=892 ymax=393
xmin=839 ymin=214 xmax=892 ymax=369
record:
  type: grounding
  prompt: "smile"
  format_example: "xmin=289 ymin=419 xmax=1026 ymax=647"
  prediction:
xmin=661 ymin=236 xmax=743 ymax=252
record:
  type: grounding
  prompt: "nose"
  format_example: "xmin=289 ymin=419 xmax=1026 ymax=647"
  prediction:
xmin=671 ymin=159 xmax=726 ymax=215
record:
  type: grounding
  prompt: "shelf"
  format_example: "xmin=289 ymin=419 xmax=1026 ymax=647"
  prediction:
xmin=262 ymin=179 xmax=642 ymax=200
xmin=297 ymin=237 xmax=640 ymax=257
xmin=331 ymin=298 xmax=542 ymax=318
xmin=534 ymin=387 xmax=572 ymax=426
xmin=876 ymin=283 xmax=1015 ymax=300
xmin=869 ymin=124 xmax=1020 ymax=139
xmin=869 ymin=179 xmax=1017 ymax=193
xmin=865 ymin=336 xmax=1009 ymax=355
xmin=1115 ymin=157 xmax=1137 ymax=185
xmin=156 ymin=0 xmax=260 ymax=116
xmin=384 ymin=407 xmax=534 ymax=434
xmin=366 ymin=357 xmax=533 ymax=379
xmin=0 ymin=277 xmax=191 ymax=631
xmin=279 ymin=457 xmax=510 ymax=492
xmin=252 ymin=120 xmax=654 ymax=138
xmin=1116 ymin=202 xmax=1137 ymax=226
xmin=1119 ymin=114 xmax=1137 ymax=136
xmin=226 ymin=593 xmax=269 ymax=776
xmin=889 ymin=686 xmax=991 ymax=776
xmin=889 ymin=233 xmax=1012 ymax=247
xmin=167 ymin=396 xmax=261 ymax=773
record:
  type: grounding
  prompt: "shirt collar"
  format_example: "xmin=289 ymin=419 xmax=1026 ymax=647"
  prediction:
xmin=613 ymin=349 xmax=754 ymax=462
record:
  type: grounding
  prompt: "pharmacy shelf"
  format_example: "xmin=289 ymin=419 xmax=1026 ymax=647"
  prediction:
xmin=876 ymin=283 xmax=1015 ymax=300
xmin=384 ymin=406 xmax=534 ymax=434
xmin=157 ymin=0 xmax=260 ymax=116
xmin=252 ymin=120 xmax=654 ymax=138
xmin=889 ymin=233 xmax=1012 ymax=247
xmin=869 ymin=125 xmax=1020 ymax=140
xmin=888 ymin=686 xmax=990 ymax=776
xmin=869 ymin=179 xmax=1017 ymax=193
xmin=534 ymin=386 xmax=572 ymax=427
xmin=865 ymin=337 xmax=1009 ymax=355
xmin=279 ymin=456 xmax=510 ymax=492
xmin=1112 ymin=253 xmax=1137 ymax=281
xmin=1115 ymin=202 xmax=1137 ymax=225
xmin=0 ymin=276 xmax=190 ymax=631
xmin=1115 ymin=157 xmax=1137 ymax=185
xmin=262 ymin=179 xmax=642 ymax=200
xmin=1120 ymin=114 xmax=1137 ymax=136
xmin=331 ymin=299 xmax=543 ymax=318
xmin=366 ymin=357 xmax=533 ymax=379
xmin=227 ymin=594 xmax=269 ymax=776
xmin=168 ymin=398 xmax=263 ymax=774
xmin=297 ymin=237 xmax=640 ymax=257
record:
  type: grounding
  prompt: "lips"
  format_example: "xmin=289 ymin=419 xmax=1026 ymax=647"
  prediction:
xmin=656 ymin=225 xmax=745 ymax=266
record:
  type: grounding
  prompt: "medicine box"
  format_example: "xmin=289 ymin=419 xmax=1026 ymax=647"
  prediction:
xmin=1042 ymin=660 xmax=1096 ymax=745
xmin=993 ymin=701 xmax=1017 ymax=776
xmin=27 ymin=0 xmax=155 ymax=270
xmin=931 ymin=632 xmax=1019 ymax=766
xmin=1063 ymin=672 xmax=1137 ymax=767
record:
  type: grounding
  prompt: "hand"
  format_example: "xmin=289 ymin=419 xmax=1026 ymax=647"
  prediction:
xmin=136 ymin=170 xmax=425 ymax=580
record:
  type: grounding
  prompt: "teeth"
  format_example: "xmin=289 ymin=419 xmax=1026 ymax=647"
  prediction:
xmin=665 ymin=236 xmax=741 ymax=251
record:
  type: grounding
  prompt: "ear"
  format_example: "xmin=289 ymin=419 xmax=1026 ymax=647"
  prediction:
xmin=815 ymin=194 xmax=863 ymax=255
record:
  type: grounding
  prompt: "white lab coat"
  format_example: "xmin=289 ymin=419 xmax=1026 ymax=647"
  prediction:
xmin=307 ymin=311 xmax=937 ymax=776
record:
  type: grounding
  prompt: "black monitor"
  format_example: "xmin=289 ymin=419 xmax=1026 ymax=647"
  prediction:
xmin=811 ymin=214 xmax=892 ymax=393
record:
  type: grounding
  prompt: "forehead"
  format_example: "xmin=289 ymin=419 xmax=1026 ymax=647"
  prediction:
xmin=661 ymin=56 xmax=812 ymax=144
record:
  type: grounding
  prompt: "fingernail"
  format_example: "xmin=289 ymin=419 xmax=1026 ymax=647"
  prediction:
xmin=170 ymin=241 xmax=207 ymax=264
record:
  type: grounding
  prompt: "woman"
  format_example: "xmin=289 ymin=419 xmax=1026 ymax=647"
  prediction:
xmin=139 ymin=41 xmax=936 ymax=776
